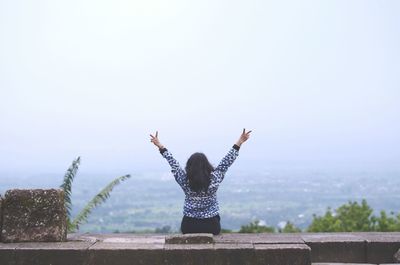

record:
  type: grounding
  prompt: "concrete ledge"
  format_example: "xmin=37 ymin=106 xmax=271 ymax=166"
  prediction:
xmin=312 ymin=263 xmax=375 ymax=265
xmin=255 ymin=243 xmax=311 ymax=265
xmin=358 ymin=232 xmax=400 ymax=264
xmin=395 ymin=248 xmax=400 ymax=262
xmin=312 ymin=262 xmax=400 ymax=265
xmin=164 ymin=244 xmax=216 ymax=265
xmin=90 ymin=242 xmax=164 ymax=265
xmin=166 ymin=233 xmax=214 ymax=244
xmin=0 ymin=242 xmax=18 ymax=265
xmin=14 ymin=242 xmax=94 ymax=265
xmin=301 ymin=233 xmax=366 ymax=263
xmin=0 ymin=241 xmax=94 ymax=265
xmin=215 ymin=233 xmax=304 ymax=244
xmin=213 ymin=243 xmax=254 ymax=265
xmin=1 ymin=233 xmax=400 ymax=265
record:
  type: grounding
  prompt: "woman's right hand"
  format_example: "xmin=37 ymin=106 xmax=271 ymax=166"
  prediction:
xmin=236 ymin=128 xmax=252 ymax=147
xmin=150 ymin=131 xmax=164 ymax=149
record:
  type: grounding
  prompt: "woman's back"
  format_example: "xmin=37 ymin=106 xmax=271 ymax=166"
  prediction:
xmin=160 ymin=146 xmax=240 ymax=218
xmin=150 ymin=129 xmax=251 ymax=234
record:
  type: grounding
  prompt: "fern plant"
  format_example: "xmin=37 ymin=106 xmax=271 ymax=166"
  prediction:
xmin=60 ymin=157 xmax=81 ymax=231
xmin=60 ymin=157 xmax=131 ymax=232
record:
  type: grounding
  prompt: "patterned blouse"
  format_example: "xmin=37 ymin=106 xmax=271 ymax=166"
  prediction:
xmin=160 ymin=145 xmax=240 ymax=219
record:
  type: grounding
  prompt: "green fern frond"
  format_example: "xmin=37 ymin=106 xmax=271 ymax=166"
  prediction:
xmin=70 ymin=174 xmax=131 ymax=231
xmin=60 ymin=157 xmax=81 ymax=220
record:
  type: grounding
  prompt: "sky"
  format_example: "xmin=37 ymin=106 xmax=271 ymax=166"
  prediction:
xmin=1 ymin=0 xmax=399 ymax=176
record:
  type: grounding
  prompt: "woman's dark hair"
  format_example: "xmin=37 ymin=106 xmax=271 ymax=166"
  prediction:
xmin=185 ymin=152 xmax=214 ymax=192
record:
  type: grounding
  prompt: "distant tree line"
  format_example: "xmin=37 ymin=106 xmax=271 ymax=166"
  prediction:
xmin=113 ymin=199 xmax=400 ymax=234
xmin=235 ymin=199 xmax=400 ymax=233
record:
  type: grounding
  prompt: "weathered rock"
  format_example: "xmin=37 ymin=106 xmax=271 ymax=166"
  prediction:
xmin=166 ymin=233 xmax=214 ymax=244
xmin=395 ymin=248 xmax=400 ymax=262
xmin=1 ymin=189 xmax=67 ymax=243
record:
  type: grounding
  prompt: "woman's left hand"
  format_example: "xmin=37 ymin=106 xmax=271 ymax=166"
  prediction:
xmin=236 ymin=128 xmax=252 ymax=147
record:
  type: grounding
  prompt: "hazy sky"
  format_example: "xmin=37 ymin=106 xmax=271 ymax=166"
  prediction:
xmin=1 ymin=0 xmax=399 ymax=175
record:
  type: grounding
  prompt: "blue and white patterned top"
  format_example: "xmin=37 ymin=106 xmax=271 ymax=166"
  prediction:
xmin=160 ymin=146 xmax=240 ymax=219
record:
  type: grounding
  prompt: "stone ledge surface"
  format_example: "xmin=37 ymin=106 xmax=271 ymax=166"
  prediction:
xmin=255 ymin=243 xmax=311 ymax=265
xmin=356 ymin=233 xmax=400 ymax=264
xmin=1 ymin=233 xmax=400 ymax=265
xmin=166 ymin=233 xmax=214 ymax=244
xmin=312 ymin=263 xmax=374 ymax=265
xmin=216 ymin=233 xmax=304 ymax=244
xmin=302 ymin=233 xmax=366 ymax=263
xmin=311 ymin=263 xmax=387 ymax=265
xmin=395 ymin=248 xmax=400 ymax=262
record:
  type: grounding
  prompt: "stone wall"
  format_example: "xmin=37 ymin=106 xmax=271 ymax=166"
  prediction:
xmin=1 ymin=189 xmax=67 ymax=243
xmin=2 ymin=233 xmax=400 ymax=265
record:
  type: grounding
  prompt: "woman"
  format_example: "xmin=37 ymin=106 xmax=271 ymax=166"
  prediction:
xmin=150 ymin=129 xmax=251 ymax=235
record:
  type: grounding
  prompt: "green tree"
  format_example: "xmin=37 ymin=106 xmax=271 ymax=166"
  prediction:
xmin=307 ymin=208 xmax=343 ymax=232
xmin=221 ymin=228 xmax=233 ymax=233
xmin=308 ymin=199 xmax=400 ymax=232
xmin=279 ymin=221 xmax=302 ymax=233
xmin=60 ymin=157 xmax=130 ymax=232
xmin=335 ymin=199 xmax=374 ymax=231
xmin=374 ymin=211 xmax=400 ymax=232
xmin=239 ymin=220 xmax=275 ymax=233
xmin=155 ymin=225 xmax=172 ymax=233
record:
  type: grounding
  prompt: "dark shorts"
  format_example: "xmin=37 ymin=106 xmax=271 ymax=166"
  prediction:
xmin=181 ymin=215 xmax=221 ymax=235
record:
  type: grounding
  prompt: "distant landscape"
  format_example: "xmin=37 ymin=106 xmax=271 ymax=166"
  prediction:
xmin=1 ymin=167 xmax=399 ymax=233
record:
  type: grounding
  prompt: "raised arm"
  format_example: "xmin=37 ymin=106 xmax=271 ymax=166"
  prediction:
xmin=214 ymin=145 xmax=240 ymax=175
xmin=209 ymin=129 xmax=252 ymax=193
xmin=214 ymin=128 xmax=252 ymax=174
xmin=150 ymin=131 xmax=186 ymax=186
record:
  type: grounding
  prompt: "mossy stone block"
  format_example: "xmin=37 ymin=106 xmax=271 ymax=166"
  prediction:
xmin=1 ymin=189 xmax=67 ymax=243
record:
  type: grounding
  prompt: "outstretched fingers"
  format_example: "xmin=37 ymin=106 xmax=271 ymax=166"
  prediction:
xmin=150 ymin=131 xmax=159 ymax=139
xmin=242 ymin=128 xmax=252 ymax=135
